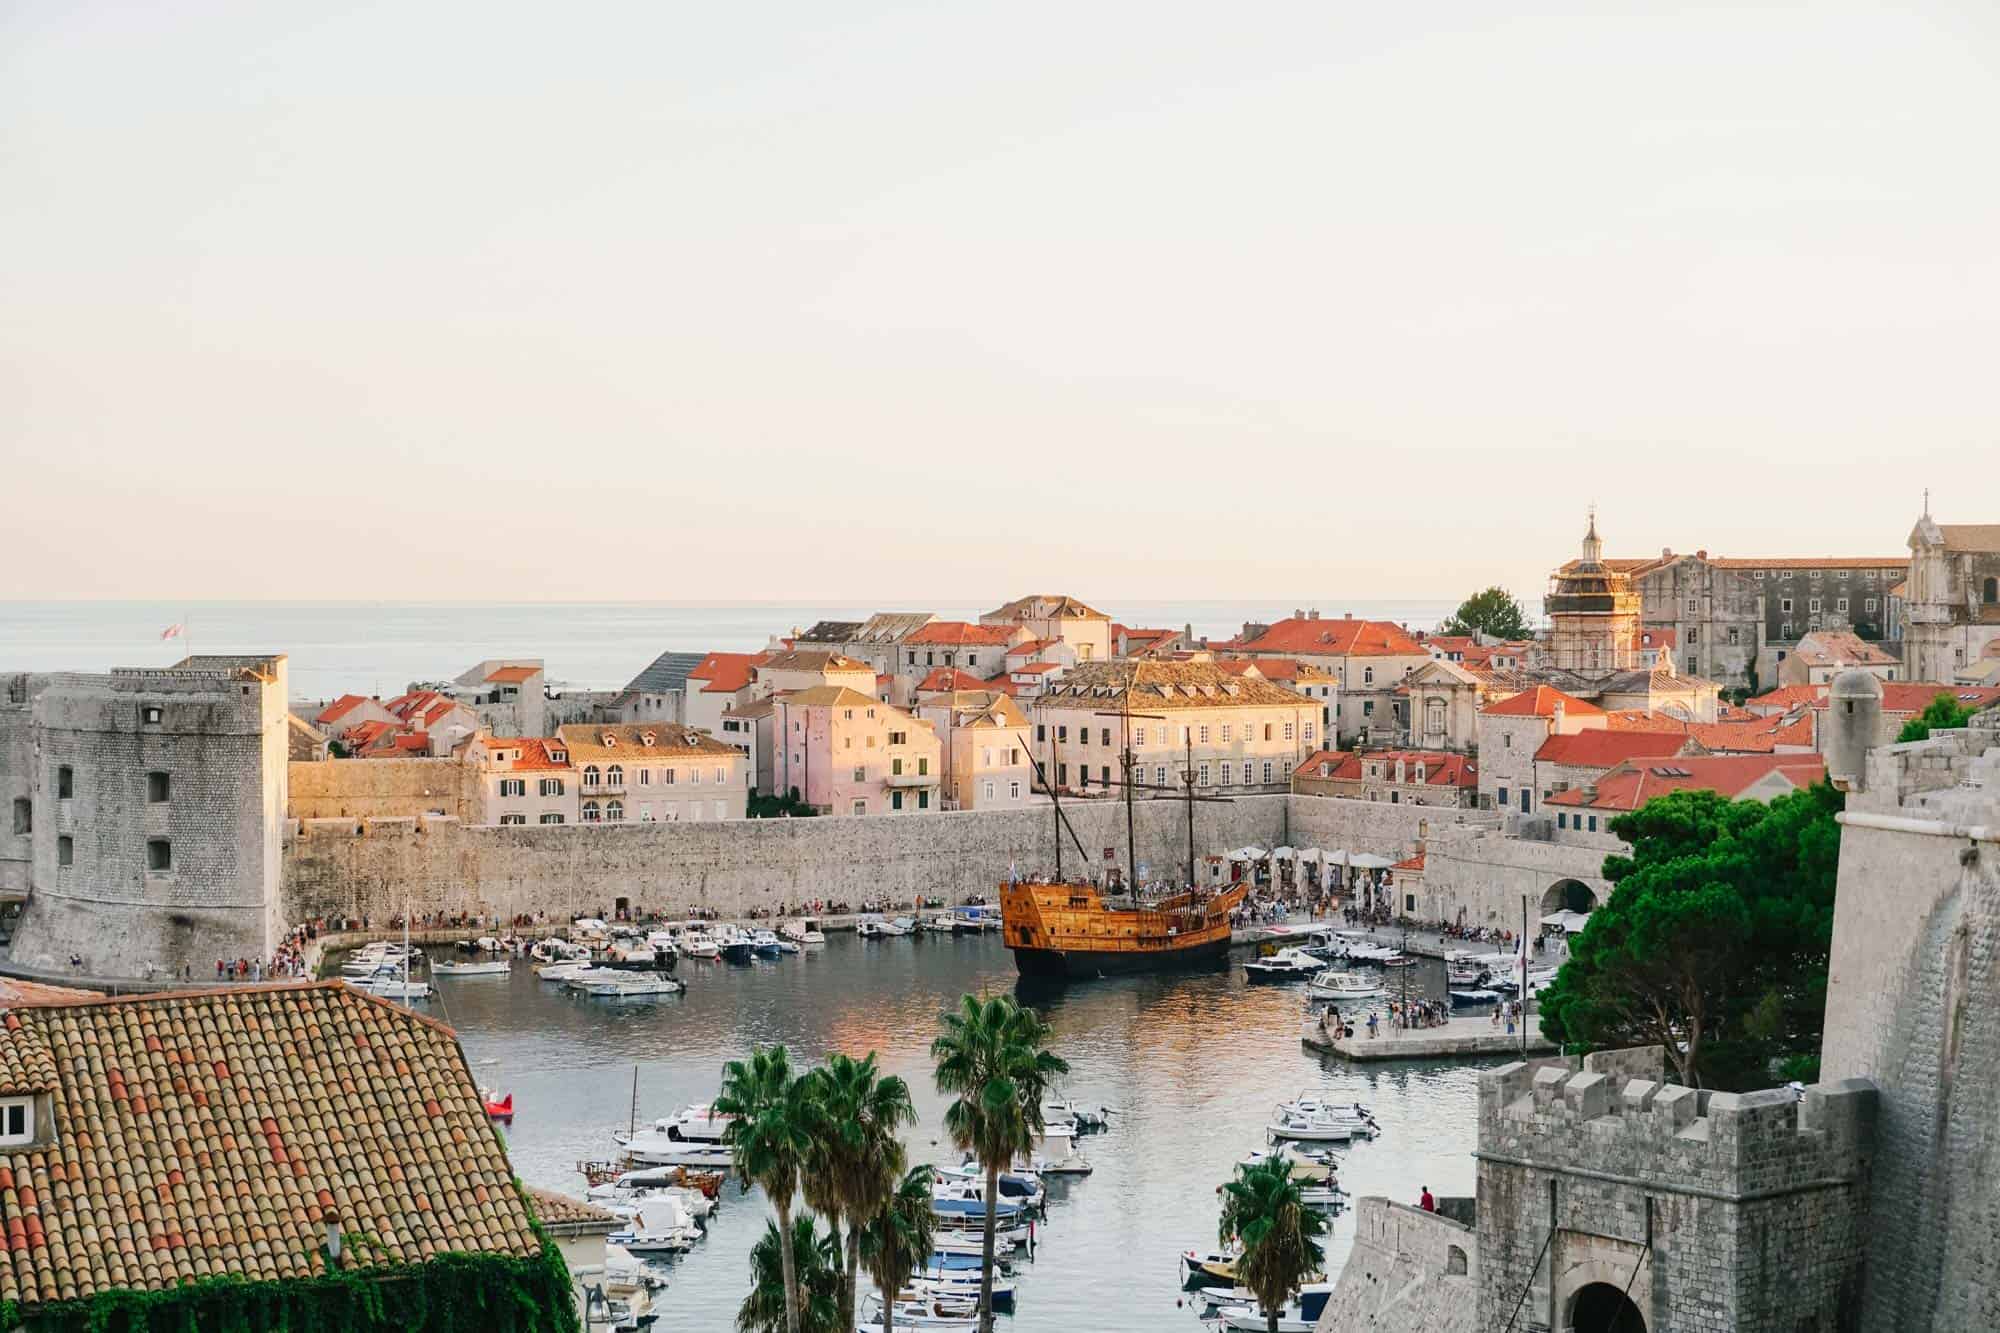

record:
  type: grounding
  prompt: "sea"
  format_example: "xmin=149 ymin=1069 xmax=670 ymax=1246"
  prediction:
xmin=0 ymin=600 xmax=1460 ymax=703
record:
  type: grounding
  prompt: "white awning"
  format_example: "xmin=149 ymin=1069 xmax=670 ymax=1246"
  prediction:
xmin=1540 ymin=910 xmax=1592 ymax=933
xmin=1346 ymin=852 xmax=1396 ymax=870
xmin=1272 ymin=846 xmax=1297 ymax=860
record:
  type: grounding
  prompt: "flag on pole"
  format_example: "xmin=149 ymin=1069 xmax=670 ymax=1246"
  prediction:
xmin=159 ymin=624 xmax=184 ymax=641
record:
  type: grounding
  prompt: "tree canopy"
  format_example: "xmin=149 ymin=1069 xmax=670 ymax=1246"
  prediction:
xmin=1439 ymin=587 xmax=1530 ymax=641
xmin=1537 ymin=782 xmax=1844 ymax=1089
xmin=1896 ymin=690 xmax=1985 ymax=743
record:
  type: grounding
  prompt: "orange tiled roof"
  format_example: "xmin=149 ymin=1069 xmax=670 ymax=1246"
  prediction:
xmin=1480 ymin=686 xmax=1605 ymax=719
xmin=1292 ymin=749 xmax=1476 ymax=788
xmin=484 ymin=665 xmax=540 ymax=684
xmin=342 ymin=720 xmax=398 ymax=748
xmin=905 ymin=622 xmax=1017 ymax=647
xmin=0 ymin=983 xmax=541 ymax=1311
xmin=483 ymin=737 xmax=573 ymax=772
xmin=315 ymin=695 xmax=374 ymax=725
xmin=916 ymin=667 xmax=990 ymax=693
xmin=1746 ymin=684 xmax=1824 ymax=713
xmin=1237 ymin=618 xmax=1424 ymax=658
xmin=688 ymin=651 xmax=765 ymax=694
xmin=1010 ymin=662 xmax=1057 ymax=675
xmin=1006 ymin=638 xmax=1055 ymax=658
xmin=1535 ymin=730 xmax=1692 ymax=768
xmin=1789 ymin=632 xmax=1898 ymax=669
xmin=1814 ymin=682 xmax=2000 ymax=715
xmin=556 ymin=723 xmax=741 ymax=760
xmin=1392 ymin=852 xmax=1427 ymax=872
xmin=1547 ymin=755 xmax=1826 ymax=811
xmin=522 ymin=1185 xmax=619 ymax=1234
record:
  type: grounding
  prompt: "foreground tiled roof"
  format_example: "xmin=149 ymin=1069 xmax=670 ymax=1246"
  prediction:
xmin=522 ymin=1185 xmax=619 ymax=1235
xmin=1819 ymin=682 xmax=2000 ymax=715
xmin=1936 ymin=525 xmax=2000 ymax=554
xmin=983 ymin=595 xmax=1107 ymax=623
xmin=0 ymin=983 xmax=540 ymax=1311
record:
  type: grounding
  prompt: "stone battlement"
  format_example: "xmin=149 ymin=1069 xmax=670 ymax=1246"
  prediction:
xmin=1851 ymin=712 xmax=2000 ymax=819
xmin=1479 ymin=1058 xmax=1875 ymax=1200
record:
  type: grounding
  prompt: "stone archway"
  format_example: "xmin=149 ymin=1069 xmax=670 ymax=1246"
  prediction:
xmin=1541 ymin=879 xmax=1598 ymax=915
xmin=1568 ymin=1281 xmax=1646 ymax=1332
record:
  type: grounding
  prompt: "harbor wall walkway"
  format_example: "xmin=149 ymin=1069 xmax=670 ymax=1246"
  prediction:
xmin=279 ymin=795 xmax=1440 ymax=926
xmin=1313 ymin=1197 xmax=1478 ymax=1333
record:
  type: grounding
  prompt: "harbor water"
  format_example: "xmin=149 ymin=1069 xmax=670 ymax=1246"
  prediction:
xmin=417 ymin=931 xmax=1503 ymax=1332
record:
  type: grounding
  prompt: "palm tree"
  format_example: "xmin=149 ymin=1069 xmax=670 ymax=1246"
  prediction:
xmin=716 ymin=1046 xmax=820 ymax=1333
xmin=737 ymin=1213 xmax=844 ymax=1333
xmin=931 ymin=994 xmax=1068 ymax=1333
xmin=805 ymin=1052 xmax=918 ymax=1329
xmin=857 ymin=1161 xmax=936 ymax=1333
xmin=1218 ymin=1159 xmax=1327 ymax=1333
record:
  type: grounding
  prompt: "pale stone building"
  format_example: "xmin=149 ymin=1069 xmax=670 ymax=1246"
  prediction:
xmin=1400 ymin=659 xmax=1534 ymax=752
xmin=555 ymin=723 xmax=748 ymax=823
xmin=312 ymin=693 xmax=397 ymax=742
xmin=1031 ymin=658 xmax=1319 ymax=798
xmin=769 ymin=687 xmax=942 ymax=816
xmin=891 ymin=623 xmax=1022 ymax=703
xmin=471 ymin=734 xmax=578 ymax=825
xmin=752 ymin=649 xmax=876 ymax=698
xmin=681 ymin=651 xmax=766 ymax=739
xmin=1777 ymin=629 xmax=1901 ymax=687
xmin=1543 ymin=512 xmax=1643 ymax=674
xmin=610 ymin=649 xmax=705 ymax=724
xmin=1475 ymin=686 xmax=1605 ymax=815
xmin=914 ymin=690 xmax=1036 ymax=811
xmin=1900 ymin=512 xmax=2000 ymax=683
xmin=981 ymin=595 xmax=1112 ymax=663
xmin=447 ymin=659 xmax=546 ymax=736
xmin=1232 ymin=613 xmax=1429 ymax=745
xmin=1290 ymin=749 xmax=1478 ymax=807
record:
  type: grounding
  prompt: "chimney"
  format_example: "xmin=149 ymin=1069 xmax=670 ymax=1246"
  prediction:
xmin=1344 ymin=612 xmax=1353 ymax=620
xmin=1696 ymin=549 xmax=1707 ymax=560
xmin=1662 ymin=547 xmax=1672 ymax=558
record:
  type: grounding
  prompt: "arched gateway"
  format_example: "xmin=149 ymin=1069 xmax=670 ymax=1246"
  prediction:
xmin=1568 ymin=1280 xmax=1647 ymax=1332
xmin=1541 ymin=878 xmax=1598 ymax=915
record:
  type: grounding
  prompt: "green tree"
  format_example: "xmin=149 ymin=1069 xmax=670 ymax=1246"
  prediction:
xmin=716 ymin=1046 xmax=820 ymax=1333
xmin=736 ymin=1214 xmax=844 ymax=1333
xmin=857 ymin=1162 xmax=937 ymax=1333
xmin=1538 ymin=782 xmax=1844 ymax=1088
xmin=1439 ymin=586 xmax=1530 ymax=641
xmin=1218 ymin=1159 xmax=1327 ymax=1333
xmin=931 ymin=995 xmax=1068 ymax=1333
xmin=804 ymin=1053 xmax=918 ymax=1329
xmin=1897 ymin=690 xmax=1983 ymax=742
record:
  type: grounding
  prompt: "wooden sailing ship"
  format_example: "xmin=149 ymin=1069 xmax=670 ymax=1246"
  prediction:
xmin=1002 ymin=698 xmax=1242 ymax=978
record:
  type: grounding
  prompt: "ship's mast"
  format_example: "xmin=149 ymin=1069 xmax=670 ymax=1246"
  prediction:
xmin=1184 ymin=732 xmax=1197 ymax=890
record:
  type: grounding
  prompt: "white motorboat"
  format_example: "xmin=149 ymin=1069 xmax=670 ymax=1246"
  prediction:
xmin=536 ymin=960 xmax=591 ymax=983
xmin=860 ymin=1294 xmax=978 ymax=1329
xmin=714 ymin=925 xmax=756 ymax=963
xmin=598 ymin=1183 xmax=715 ymax=1223
xmin=908 ymin=1273 xmax=1016 ymax=1313
xmin=530 ymin=938 xmax=589 ymax=964
xmin=856 ymin=917 xmax=889 ymax=939
xmin=1280 ymin=1091 xmax=1377 ymax=1124
xmin=616 ymin=1138 xmax=734 ymax=1169
xmin=1244 ymin=947 xmax=1324 ymax=980
xmin=1213 ymin=1283 xmax=1335 ymax=1331
xmin=1239 ymin=1142 xmax=1339 ymax=1183
xmin=779 ymin=918 xmax=826 ymax=945
xmin=1267 ymin=1107 xmax=1373 ymax=1142
xmin=928 ymin=1229 xmax=1014 ymax=1259
xmin=887 ymin=916 xmax=917 ymax=936
xmin=1179 ymin=1247 xmax=1243 ymax=1289
xmin=430 ymin=958 xmax=510 ymax=977
xmin=1347 ymin=942 xmax=1406 ymax=965
xmin=1306 ymin=968 xmax=1385 ymax=1000
xmin=575 ymin=973 xmax=684 ymax=998
xmin=658 ymin=1104 xmax=733 ymax=1142
xmin=1451 ymin=988 xmax=1504 ymax=1007
xmin=338 ymin=943 xmax=420 ymax=977
xmin=606 ymin=1199 xmax=701 ymax=1255
xmin=346 ymin=971 xmax=434 ymax=1000
xmin=920 ymin=914 xmax=956 ymax=934
xmin=677 ymin=929 xmax=721 ymax=960
xmin=1298 ymin=1182 xmax=1347 ymax=1209
xmin=1039 ymin=1099 xmax=1110 ymax=1132
xmin=932 ymin=1162 xmax=1045 ymax=1210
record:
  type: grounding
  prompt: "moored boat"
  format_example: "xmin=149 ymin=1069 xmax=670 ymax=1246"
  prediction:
xmin=1001 ymin=877 xmax=1247 ymax=979
xmin=1305 ymin=968 xmax=1385 ymax=1000
xmin=431 ymin=958 xmax=510 ymax=977
xmin=1244 ymin=947 xmax=1323 ymax=980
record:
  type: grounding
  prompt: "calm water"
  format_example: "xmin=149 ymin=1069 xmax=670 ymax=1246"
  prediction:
xmin=407 ymin=934 xmax=1496 ymax=1332
xmin=0 ymin=600 xmax=1464 ymax=701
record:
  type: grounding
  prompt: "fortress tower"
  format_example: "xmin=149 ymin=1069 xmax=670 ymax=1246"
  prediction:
xmin=3 ymin=656 xmax=289 ymax=978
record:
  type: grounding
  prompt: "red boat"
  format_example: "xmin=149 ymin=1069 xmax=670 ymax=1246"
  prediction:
xmin=482 ymin=1089 xmax=514 ymax=1120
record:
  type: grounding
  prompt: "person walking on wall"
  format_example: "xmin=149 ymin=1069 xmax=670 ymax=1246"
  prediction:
xmin=1420 ymin=1186 xmax=1435 ymax=1213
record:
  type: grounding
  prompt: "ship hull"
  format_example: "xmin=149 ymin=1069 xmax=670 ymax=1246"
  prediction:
xmin=1009 ymin=935 xmax=1232 ymax=979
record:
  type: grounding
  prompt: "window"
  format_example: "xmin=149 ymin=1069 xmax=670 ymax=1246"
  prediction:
xmin=1499 ymin=786 xmax=1509 ymax=807
xmin=500 ymin=814 xmax=525 ymax=825
xmin=539 ymin=778 xmax=565 ymax=796
xmin=9 ymin=799 xmax=26 ymax=836
xmin=690 ymin=767 xmax=702 ymax=785
xmin=1782 ymin=570 xmax=1794 ymax=579
xmin=893 ymin=758 xmax=904 ymax=776
xmin=606 ymin=800 xmax=624 ymax=822
xmin=1754 ymin=570 xmax=1765 ymax=580
xmin=1262 ymin=761 xmax=1273 ymax=782
xmin=500 ymin=778 xmax=525 ymax=798
xmin=1304 ymin=721 xmax=1315 ymax=742
xmin=968 ymin=654 xmax=978 ymax=667
xmin=1009 ymin=781 xmax=1021 ymax=799
xmin=0 ymin=1099 xmax=33 ymax=1147
xmin=1198 ymin=762 xmax=1211 ymax=786
xmin=891 ymin=791 xmax=904 ymax=811
xmin=582 ymin=802 xmax=601 ymax=822
xmin=1588 ymin=816 xmax=1598 ymax=832
xmin=1221 ymin=762 xmax=1233 ymax=784
xmin=1519 ymin=790 xmax=1530 ymax=813
xmin=1221 ymin=724 xmax=1233 ymax=742
xmin=715 ymin=767 xmax=726 ymax=783
xmin=56 ymin=767 xmax=73 ymax=800
xmin=1687 ymin=657 xmax=1697 ymax=674
xmin=583 ymin=765 xmax=601 ymax=789
xmin=1809 ymin=599 xmax=1822 ymax=613
xmin=853 ymin=800 xmax=868 ymax=816
xmin=853 ymin=766 xmax=866 ymax=782
xmin=1036 ymin=724 xmax=1046 ymax=743
xmin=539 ymin=812 xmax=564 ymax=824
xmin=663 ymin=769 xmax=676 ymax=785
xmin=1728 ymin=627 xmax=1740 ymax=645
xmin=1101 ymin=727 xmax=1111 ymax=746
xmin=1781 ymin=622 xmax=1793 ymax=638
xmin=1155 ymin=766 xmax=1167 ymax=786
xmin=142 ymin=705 xmax=163 ymax=725
xmin=1557 ymin=812 xmax=1567 ymax=829
xmin=146 ymin=839 xmax=172 ymax=872
xmin=918 ymin=791 xmax=930 ymax=809
xmin=638 ymin=768 xmax=651 ymax=786
xmin=57 ymin=836 xmax=73 ymax=867
xmin=984 ymin=781 xmax=995 ymax=801
xmin=918 ymin=757 xmax=929 ymax=776
xmin=1282 ymin=722 xmax=1295 ymax=741
xmin=1363 ymin=667 xmax=1374 ymax=684
xmin=1687 ymin=628 xmax=1698 ymax=645
xmin=1405 ymin=893 xmax=1416 ymax=912
xmin=1986 ymin=577 xmax=1999 ymax=604
xmin=146 ymin=771 xmax=170 ymax=803
xmin=1079 ymin=728 xmax=1089 ymax=746
xmin=1079 ymin=767 xmax=1090 ymax=788
xmin=1810 ymin=569 xmax=1822 ymax=580
xmin=606 ymin=764 xmax=623 ymax=787
xmin=1866 ymin=597 xmax=1878 ymax=612
xmin=1363 ymin=701 xmax=1374 ymax=715
xmin=1837 ymin=598 xmax=1848 ymax=612
xmin=1781 ymin=598 xmax=1793 ymax=613
xmin=1057 ymin=726 xmax=1068 ymax=742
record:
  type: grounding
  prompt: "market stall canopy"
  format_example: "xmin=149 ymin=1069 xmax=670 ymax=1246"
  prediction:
xmin=1346 ymin=852 xmax=1396 ymax=870
xmin=1541 ymin=910 xmax=1593 ymax=933
xmin=1272 ymin=846 xmax=1298 ymax=860
xmin=1226 ymin=846 xmax=1269 ymax=862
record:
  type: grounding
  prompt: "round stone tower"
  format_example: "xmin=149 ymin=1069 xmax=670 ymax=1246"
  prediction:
xmin=1825 ymin=667 xmax=1882 ymax=792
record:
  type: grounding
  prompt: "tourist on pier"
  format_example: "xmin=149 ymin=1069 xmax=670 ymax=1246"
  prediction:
xmin=1366 ymin=1012 xmax=1378 ymax=1039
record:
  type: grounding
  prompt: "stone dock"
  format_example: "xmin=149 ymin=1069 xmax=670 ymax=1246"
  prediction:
xmin=1302 ymin=1011 xmax=1556 ymax=1061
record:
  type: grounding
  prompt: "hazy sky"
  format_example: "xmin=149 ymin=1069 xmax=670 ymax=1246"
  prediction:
xmin=5 ymin=2 xmax=1996 ymax=604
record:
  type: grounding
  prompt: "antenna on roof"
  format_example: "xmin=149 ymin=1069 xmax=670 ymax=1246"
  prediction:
xmin=1923 ymin=487 xmax=1931 ymax=519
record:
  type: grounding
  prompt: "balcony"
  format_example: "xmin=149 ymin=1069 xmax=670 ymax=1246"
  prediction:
xmin=885 ymin=770 xmax=939 ymax=788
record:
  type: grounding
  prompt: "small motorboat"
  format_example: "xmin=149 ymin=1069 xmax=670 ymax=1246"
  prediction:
xmin=886 ymin=916 xmax=917 ymax=937
xmin=1306 ymin=969 xmax=1385 ymax=1001
xmin=482 ymin=1088 xmax=514 ymax=1120
xmin=658 ymin=1105 xmax=733 ymax=1142
xmin=1346 ymin=942 xmax=1406 ymax=965
xmin=909 ymin=1273 xmax=1015 ymax=1314
xmin=859 ymin=1294 xmax=979 ymax=1330
xmin=931 ymin=1181 xmax=1025 ymax=1225
xmin=606 ymin=1200 xmax=701 ymax=1255
xmin=933 ymin=1162 xmax=1045 ymax=1210
xmin=345 ymin=967 xmax=434 ymax=1000
xmin=1450 ymin=987 xmax=1503 ymax=1007
xmin=1212 ymin=1283 xmax=1335 ymax=1331
xmin=1267 ymin=1106 xmax=1374 ymax=1142
xmin=929 ymin=1230 xmax=1014 ymax=1258
xmin=747 ymin=929 xmax=784 ymax=957
xmin=920 ymin=915 xmax=956 ymax=934
xmin=575 ymin=973 xmax=685 ymax=999
xmin=714 ymin=926 xmax=755 ymax=964
xmin=1244 ymin=947 xmax=1323 ymax=980
xmin=536 ymin=960 xmax=591 ymax=983
xmin=1239 ymin=1143 xmax=1338 ymax=1183
xmin=676 ymin=928 xmax=721 ymax=960
xmin=779 ymin=918 xmax=826 ymax=945
xmin=1179 ymin=1248 xmax=1241 ymax=1289
xmin=856 ymin=917 xmax=889 ymax=939
xmin=431 ymin=958 xmax=510 ymax=977
xmin=1039 ymin=1099 xmax=1110 ymax=1132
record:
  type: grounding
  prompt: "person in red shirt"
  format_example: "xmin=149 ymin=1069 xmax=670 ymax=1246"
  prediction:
xmin=1420 ymin=1186 xmax=1436 ymax=1212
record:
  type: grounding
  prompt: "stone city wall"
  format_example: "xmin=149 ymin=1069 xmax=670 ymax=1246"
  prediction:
xmin=1423 ymin=823 xmax=1610 ymax=927
xmin=280 ymin=793 xmax=1443 ymax=925
xmin=1474 ymin=1057 xmax=1875 ymax=1333
xmin=288 ymin=759 xmax=480 ymax=823
xmin=1314 ymin=1196 xmax=1476 ymax=1333
xmin=1820 ymin=725 xmax=2000 ymax=1331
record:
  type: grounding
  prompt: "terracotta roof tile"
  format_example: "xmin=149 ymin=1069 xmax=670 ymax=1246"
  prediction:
xmin=1035 ymin=660 xmax=1311 ymax=712
xmin=315 ymin=695 xmax=374 ymax=725
xmin=483 ymin=665 xmax=540 ymax=684
xmin=916 ymin=667 xmax=991 ymax=693
xmin=1548 ymin=755 xmax=1827 ymax=810
xmin=687 ymin=652 xmax=766 ymax=694
xmin=1237 ymin=618 xmax=1424 ymax=658
xmin=1480 ymin=686 xmax=1605 ymax=719
xmin=1535 ymin=730 xmax=1692 ymax=767
xmin=556 ymin=723 xmax=741 ymax=761
xmin=0 ymin=984 xmax=540 ymax=1311
xmin=904 ymin=622 xmax=1017 ymax=647
xmin=1292 ymin=749 xmax=1476 ymax=787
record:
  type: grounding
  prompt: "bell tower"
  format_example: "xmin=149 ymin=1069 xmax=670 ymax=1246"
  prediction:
xmin=1544 ymin=509 xmax=1641 ymax=674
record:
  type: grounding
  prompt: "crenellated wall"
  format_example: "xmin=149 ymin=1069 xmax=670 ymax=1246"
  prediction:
xmin=1474 ymin=1054 xmax=1875 ymax=1333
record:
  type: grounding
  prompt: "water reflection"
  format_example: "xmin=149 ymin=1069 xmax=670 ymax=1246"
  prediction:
xmin=417 ymin=934 xmax=1496 ymax=1332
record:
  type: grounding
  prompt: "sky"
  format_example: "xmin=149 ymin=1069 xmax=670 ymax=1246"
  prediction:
xmin=4 ymin=2 xmax=1997 ymax=604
